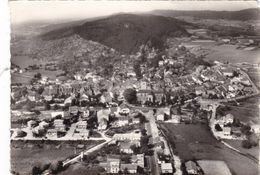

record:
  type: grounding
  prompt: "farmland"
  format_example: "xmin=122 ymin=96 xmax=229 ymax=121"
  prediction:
xmin=223 ymin=139 xmax=259 ymax=161
xmin=59 ymin=163 xmax=104 ymax=175
xmin=224 ymin=96 xmax=260 ymax=125
xmin=11 ymin=140 xmax=105 ymax=175
xmin=206 ymin=44 xmax=260 ymax=64
xmin=183 ymin=41 xmax=260 ymax=64
xmin=159 ymin=123 xmax=260 ymax=175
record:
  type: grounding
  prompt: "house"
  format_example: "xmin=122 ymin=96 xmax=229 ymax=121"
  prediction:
xmin=154 ymin=91 xmax=165 ymax=104
xmin=78 ymin=129 xmax=90 ymax=138
xmin=69 ymin=106 xmax=79 ymax=115
xmin=54 ymin=119 xmax=66 ymax=132
xmin=224 ymin=114 xmax=234 ymax=124
xmin=251 ymin=125 xmax=260 ymax=134
xmin=119 ymin=108 xmax=130 ymax=115
xmin=27 ymin=91 xmax=36 ymax=101
xmin=223 ymin=127 xmax=231 ymax=136
xmin=156 ymin=114 xmax=165 ymax=121
xmin=113 ymin=132 xmax=141 ymax=141
xmin=131 ymin=154 xmax=144 ymax=168
xmin=231 ymin=127 xmax=242 ymax=137
xmin=51 ymin=111 xmax=65 ymax=118
xmin=107 ymin=155 xmax=120 ymax=173
xmin=39 ymin=121 xmax=49 ymax=129
xmin=222 ymin=69 xmax=234 ymax=77
xmin=47 ymin=129 xmax=57 ymax=137
xmin=185 ymin=161 xmax=199 ymax=175
xmin=75 ymin=121 xmax=88 ymax=131
xmin=195 ymin=87 xmax=205 ymax=96
xmin=27 ymin=120 xmax=37 ymax=129
xmin=171 ymin=115 xmax=181 ymax=124
xmin=136 ymin=90 xmax=153 ymax=104
xmin=97 ymin=109 xmax=110 ymax=123
xmin=126 ymin=71 xmax=136 ymax=78
xmin=161 ymin=163 xmax=173 ymax=174
xmin=120 ymin=164 xmax=137 ymax=173
xmin=238 ymin=76 xmax=251 ymax=86
xmin=98 ymin=118 xmax=108 ymax=130
xmin=222 ymin=38 xmax=231 ymax=43
xmin=116 ymin=118 xmax=129 ymax=127
xmin=158 ymin=60 xmax=164 ymax=66
xmin=120 ymin=142 xmax=134 ymax=154
xmin=132 ymin=117 xmax=140 ymax=124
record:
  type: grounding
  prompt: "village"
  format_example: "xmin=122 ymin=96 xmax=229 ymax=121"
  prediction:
xmin=10 ymin=34 xmax=260 ymax=175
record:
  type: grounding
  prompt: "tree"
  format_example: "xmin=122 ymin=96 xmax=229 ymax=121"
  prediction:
xmin=137 ymin=166 xmax=145 ymax=174
xmin=37 ymin=86 xmax=45 ymax=95
xmin=49 ymin=161 xmax=63 ymax=174
xmin=139 ymin=114 xmax=146 ymax=124
xmin=34 ymin=73 xmax=42 ymax=79
xmin=215 ymin=124 xmax=223 ymax=131
xmin=242 ymin=140 xmax=252 ymax=149
xmin=130 ymin=144 xmax=140 ymax=154
xmin=141 ymin=128 xmax=147 ymax=136
xmin=123 ymin=168 xmax=129 ymax=174
xmin=241 ymin=125 xmax=251 ymax=136
xmin=123 ymin=88 xmax=137 ymax=104
xmin=31 ymin=165 xmax=41 ymax=175
xmin=16 ymin=130 xmax=27 ymax=138
xmin=45 ymin=102 xmax=51 ymax=110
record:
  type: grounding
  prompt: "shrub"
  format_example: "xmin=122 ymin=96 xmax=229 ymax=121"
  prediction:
xmin=241 ymin=140 xmax=252 ymax=149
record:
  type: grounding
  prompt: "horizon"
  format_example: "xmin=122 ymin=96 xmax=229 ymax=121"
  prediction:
xmin=10 ymin=1 xmax=258 ymax=24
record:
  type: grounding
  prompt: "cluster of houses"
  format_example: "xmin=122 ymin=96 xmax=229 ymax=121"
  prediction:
xmin=99 ymin=154 xmax=144 ymax=174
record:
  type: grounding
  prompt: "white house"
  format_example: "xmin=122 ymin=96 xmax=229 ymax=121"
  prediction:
xmin=161 ymin=163 xmax=173 ymax=174
xmin=51 ymin=111 xmax=65 ymax=118
xmin=156 ymin=114 xmax=165 ymax=121
xmin=120 ymin=142 xmax=134 ymax=154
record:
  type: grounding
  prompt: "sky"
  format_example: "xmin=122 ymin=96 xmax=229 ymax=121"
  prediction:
xmin=9 ymin=1 xmax=259 ymax=24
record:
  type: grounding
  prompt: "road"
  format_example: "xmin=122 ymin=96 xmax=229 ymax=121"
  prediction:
xmin=144 ymin=110 xmax=160 ymax=175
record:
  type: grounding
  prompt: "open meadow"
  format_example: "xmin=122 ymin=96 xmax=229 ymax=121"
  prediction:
xmin=11 ymin=140 xmax=105 ymax=175
xmin=159 ymin=123 xmax=260 ymax=175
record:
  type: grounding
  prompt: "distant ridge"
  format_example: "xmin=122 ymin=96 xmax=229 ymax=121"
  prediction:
xmin=151 ymin=8 xmax=260 ymax=21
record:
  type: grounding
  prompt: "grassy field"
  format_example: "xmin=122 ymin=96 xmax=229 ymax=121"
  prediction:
xmin=183 ymin=41 xmax=260 ymax=64
xmin=12 ymin=56 xmax=39 ymax=69
xmin=11 ymin=140 xmax=105 ymax=175
xmin=59 ymin=163 xmax=103 ymax=175
xmin=223 ymin=139 xmax=259 ymax=161
xmin=159 ymin=123 xmax=260 ymax=175
xmin=224 ymin=96 xmax=260 ymax=125
xmin=248 ymin=67 xmax=260 ymax=89
xmin=207 ymin=44 xmax=260 ymax=64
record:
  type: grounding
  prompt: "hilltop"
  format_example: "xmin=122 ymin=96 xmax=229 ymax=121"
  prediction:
xmin=41 ymin=14 xmax=190 ymax=53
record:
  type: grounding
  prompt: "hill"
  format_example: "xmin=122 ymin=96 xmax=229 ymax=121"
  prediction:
xmin=41 ymin=14 xmax=190 ymax=53
xmin=151 ymin=8 xmax=260 ymax=21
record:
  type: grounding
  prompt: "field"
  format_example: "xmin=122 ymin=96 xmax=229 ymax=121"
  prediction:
xmin=223 ymin=139 xmax=259 ymax=161
xmin=248 ymin=67 xmax=260 ymax=89
xmin=207 ymin=44 xmax=260 ymax=64
xmin=11 ymin=69 xmax=63 ymax=84
xmin=11 ymin=140 xmax=105 ymax=175
xmin=159 ymin=123 xmax=260 ymax=175
xmin=224 ymin=96 xmax=260 ymax=125
xmin=59 ymin=163 xmax=103 ymax=175
xmin=183 ymin=41 xmax=260 ymax=64
xmin=197 ymin=160 xmax=232 ymax=175
xmin=12 ymin=56 xmax=39 ymax=69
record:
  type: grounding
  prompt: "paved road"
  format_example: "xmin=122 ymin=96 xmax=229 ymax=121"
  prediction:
xmin=144 ymin=110 xmax=160 ymax=175
xmin=63 ymin=131 xmax=111 ymax=166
